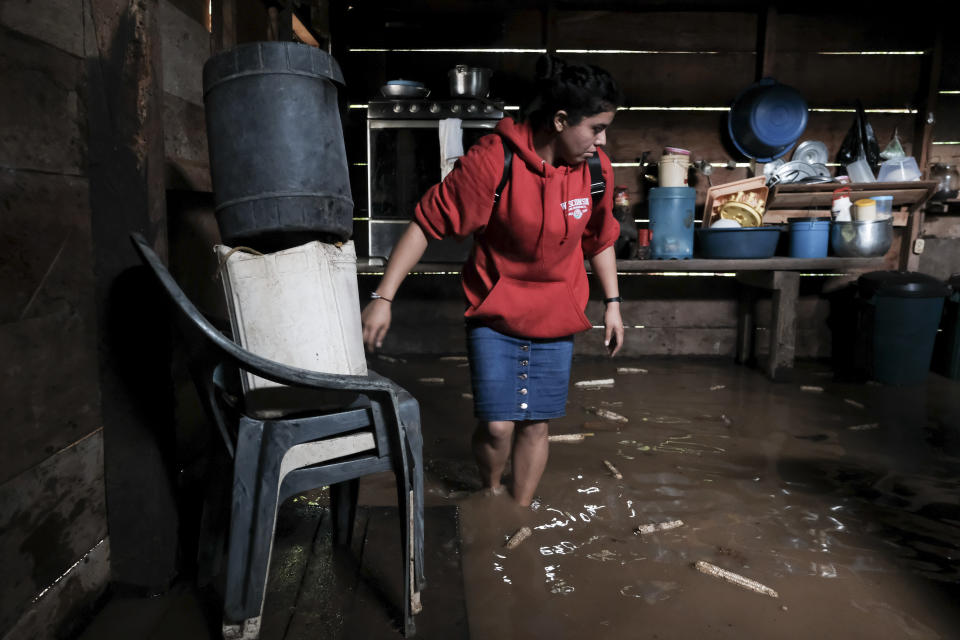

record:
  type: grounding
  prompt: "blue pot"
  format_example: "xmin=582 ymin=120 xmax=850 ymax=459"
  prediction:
xmin=728 ymin=78 xmax=808 ymax=162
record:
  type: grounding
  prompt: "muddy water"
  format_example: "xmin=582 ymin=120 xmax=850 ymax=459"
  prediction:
xmin=372 ymin=355 xmax=960 ymax=639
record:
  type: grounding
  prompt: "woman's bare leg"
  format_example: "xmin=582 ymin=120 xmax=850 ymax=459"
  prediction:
xmin=472 ymin=420 xmax=515 ymax=492
xmin=511 ymin=420 xmax=549 ymax=506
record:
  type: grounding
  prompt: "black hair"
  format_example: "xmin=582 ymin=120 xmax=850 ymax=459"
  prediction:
xmin=521 ymin=54 xmax=624 ymax=130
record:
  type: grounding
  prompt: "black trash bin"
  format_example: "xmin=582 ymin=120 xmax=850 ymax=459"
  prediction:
xmin=933 ymin=274 xmax=960 ymax=379
xmin=856 ymin=271 xmax=951 ymax=385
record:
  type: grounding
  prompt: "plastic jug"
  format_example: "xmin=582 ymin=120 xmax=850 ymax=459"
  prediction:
xmin=649 ymin=187 xmax=695 ymax=259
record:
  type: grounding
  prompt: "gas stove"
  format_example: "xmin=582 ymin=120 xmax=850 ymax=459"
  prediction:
xmin=367 ymin=98 xmax=506 ymax=120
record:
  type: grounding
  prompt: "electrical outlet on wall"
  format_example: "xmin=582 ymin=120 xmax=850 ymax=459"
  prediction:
xmin=914 ymin=238 xmax=925 ymax=254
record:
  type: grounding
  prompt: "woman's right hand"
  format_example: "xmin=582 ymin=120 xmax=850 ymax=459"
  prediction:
xmin=361 ymin=299 xmax=392 ymax=351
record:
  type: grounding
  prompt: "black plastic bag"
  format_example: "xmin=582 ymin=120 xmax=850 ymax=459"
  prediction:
xmin=837 ymin=101 xmax=881 ymax=171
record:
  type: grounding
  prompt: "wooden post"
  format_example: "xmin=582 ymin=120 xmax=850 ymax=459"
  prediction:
xmin=210 ymin=0 xmax=237 ymax=53
xmin=736 ymin=286 xmax=757 ymax=364
xmin=768 ymin=271 xmax=799 ymax=380
xmin=87 ymin=0 xmax=178 ymax=589
xmin=736 ymin=270 xmax=799 ymax=380
xmin=914 ymin=27 xmax=943 ymax=174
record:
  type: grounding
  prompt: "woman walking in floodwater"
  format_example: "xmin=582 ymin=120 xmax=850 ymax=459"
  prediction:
xmin=361 ymin=55 xmax=625 ymax=506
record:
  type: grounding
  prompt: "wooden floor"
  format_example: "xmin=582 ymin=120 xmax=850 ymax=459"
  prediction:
xmin=76 ymin=501 xmax=468 ymax=640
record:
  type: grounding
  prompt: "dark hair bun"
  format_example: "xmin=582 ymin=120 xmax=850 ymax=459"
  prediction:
xmin=524 ymin=55 xmax=624 ymax=130
xmin=535 ymin=54 xmax=566 ymax=83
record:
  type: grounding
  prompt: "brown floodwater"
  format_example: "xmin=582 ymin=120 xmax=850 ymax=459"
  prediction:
xmin=368 ymin=354 xmax=960 ymax=640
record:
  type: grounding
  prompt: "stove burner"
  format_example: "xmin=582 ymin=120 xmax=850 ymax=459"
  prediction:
xmin=368 ymin=98 xmax=505 ymax=120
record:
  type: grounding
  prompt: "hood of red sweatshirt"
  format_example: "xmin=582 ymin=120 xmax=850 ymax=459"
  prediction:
xmin=495 ymin=117 xmax=576 ymax=242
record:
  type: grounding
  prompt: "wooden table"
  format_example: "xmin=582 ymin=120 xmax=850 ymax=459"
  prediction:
xmin=358 ymin=257 xmax=886 ymax=381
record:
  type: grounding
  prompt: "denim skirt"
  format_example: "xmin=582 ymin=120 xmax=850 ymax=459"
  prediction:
xmin=466 ymin=324 xmax=574 ymax=422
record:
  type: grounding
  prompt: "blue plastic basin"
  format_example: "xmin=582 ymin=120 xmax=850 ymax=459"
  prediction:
xmin=728 ymin=78 xmax=808 ymax=162
xmin=696 ymin=226 xmax=781 ymax=259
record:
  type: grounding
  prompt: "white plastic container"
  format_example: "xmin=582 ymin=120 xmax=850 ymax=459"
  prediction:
xmin=216 ymin=240 xmax=367 ymax=416
xmin=844 ymin=158 xmax=876 ymax=183
xmin=659 ymin=154 xmax=691 ymax=187
xmin=853 ymin=198 xmax=877 ymax=222
xmin=877 ymin=157 xmax=921 ymax=182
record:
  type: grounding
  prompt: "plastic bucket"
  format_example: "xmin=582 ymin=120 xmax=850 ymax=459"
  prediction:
xmin=203 ymin=42 xmax=353 ymax=250
xmin=933 ymin=275 xmax=960 ymax=379
xmin=658 ymin=155 xmax=690 ymax=187
xmin=788 ymin=217 xmax=830 ymax=257
xmin=857 ymin=271 xmax=950 ymax=385
xmin=649 ymin=187 xmax=695 ymax=259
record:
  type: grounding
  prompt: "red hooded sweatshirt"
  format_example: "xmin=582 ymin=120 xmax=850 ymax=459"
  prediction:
xmin=413 ymin=117 xmax=619 ymax=339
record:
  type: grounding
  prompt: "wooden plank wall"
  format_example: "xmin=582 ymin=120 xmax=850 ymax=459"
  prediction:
xmin=917 ymin=29 xmax=960 ymax=280
xmin=333 ymin=3 xmax=940 ymax=220
xmin=0 ymin=0 xmax=109 ymax=635
xmin=328 ymin=2 xmax=947 ymax=357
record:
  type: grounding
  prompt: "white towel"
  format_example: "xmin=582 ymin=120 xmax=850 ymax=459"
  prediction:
xmin=439 ymin=118 xmax=464 ymax=180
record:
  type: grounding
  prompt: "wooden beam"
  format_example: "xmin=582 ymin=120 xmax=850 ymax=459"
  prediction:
xmin=756 ymin=5 xmax=777 ymax=81
xmin=914 ymin=26 xmax=943 ymax=172
xmin=292 ymin=12 xmax=320 ymax=47
xmin=210 ymin=0 xmax=237 ymax=53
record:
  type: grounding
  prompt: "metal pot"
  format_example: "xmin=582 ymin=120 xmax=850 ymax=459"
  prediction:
xmin=448 ymin=65 xmax=491 ymax=98
xmin=830 ymin=217 xmax=893 ymax=257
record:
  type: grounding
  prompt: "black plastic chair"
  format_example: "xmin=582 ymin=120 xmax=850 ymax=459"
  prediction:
xmin=130 ymin=233 xmax=424 ymax=638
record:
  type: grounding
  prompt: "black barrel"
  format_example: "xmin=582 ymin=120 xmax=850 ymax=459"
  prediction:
xmin=203 ymin=42 xmax=353 ymax=250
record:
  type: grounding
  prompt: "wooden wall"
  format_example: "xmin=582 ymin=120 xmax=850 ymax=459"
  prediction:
xmin=328 ymin=2 xmax=954 ymax=357
xmin=0 ymin=0 xmax=202 ymax=635
xmin=0 ymin=0 xmax=109 ymax=635
xmin=333 ymin=3 xmax=943 ymax=219
xmin=919 ymin=31 xmax=960 ymax=280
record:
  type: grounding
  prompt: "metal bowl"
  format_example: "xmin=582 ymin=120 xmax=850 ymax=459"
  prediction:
xmin=830 ymin=218 xmax=893 ymax=257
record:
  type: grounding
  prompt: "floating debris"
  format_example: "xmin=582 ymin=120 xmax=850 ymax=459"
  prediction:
xmin=603 ymin=460 xmax=623 ymax=480
xmin=800 ymin=385 xmax=824 ymax=393
xmin=377 ymin=354 xmax=406 ymax=363
xmin=848 ymin=423 xmax=880 ymax=431
xmin=617 ymin=367 xmax=648 ymax=374
xmin=576 ymin=378 xmax=615 ymax=389
xmin=418 ymin=377 xmax=445 ymax=385
xmin=461 ymin=392 xmax=474 ymax=399
xmin=721 ymin=414 xmax=732 ymax=426
xmin=600 ymin=400 xmax=624 ymax=407
xmin=635 ymin=520 xmax=684 ymax=535
xmin=844 ymin=398 xmax=865 ymax=409
xmin=694 ymin=560 xmax=779 ymax=598
xmin=505 ymin=526 xmax=532 ymax=550
xmin=440 ymin=355 xmax=468 ymax=362
xmin=549 ymin=433 xmax=594 ymax=443
xmin=588 ymin=407 xmax=629 ymax=423
xmin=709 ymin=384 xmax=726 ymax=391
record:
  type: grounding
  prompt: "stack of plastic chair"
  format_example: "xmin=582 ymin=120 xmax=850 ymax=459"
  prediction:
xmin=131 ymin=233 xmax=424 ymax=638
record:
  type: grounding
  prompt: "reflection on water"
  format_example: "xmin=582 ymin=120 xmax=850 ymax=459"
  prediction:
xmin=399 ymin=355 xmax=960 ymax=638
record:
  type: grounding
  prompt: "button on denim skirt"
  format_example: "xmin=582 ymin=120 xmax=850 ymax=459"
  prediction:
xmin=466 ymin=324 xmax=574 ymax=422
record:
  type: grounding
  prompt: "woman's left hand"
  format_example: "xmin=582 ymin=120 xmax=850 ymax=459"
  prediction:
xmin=603 ymin=303 xmax=624 ymax=357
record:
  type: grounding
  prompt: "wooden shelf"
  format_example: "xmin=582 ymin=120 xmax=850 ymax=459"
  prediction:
xmin=357 ymin=257 xmax=887 ymax=275
xmin=768 ymin=180 xmax=939 ymax=210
